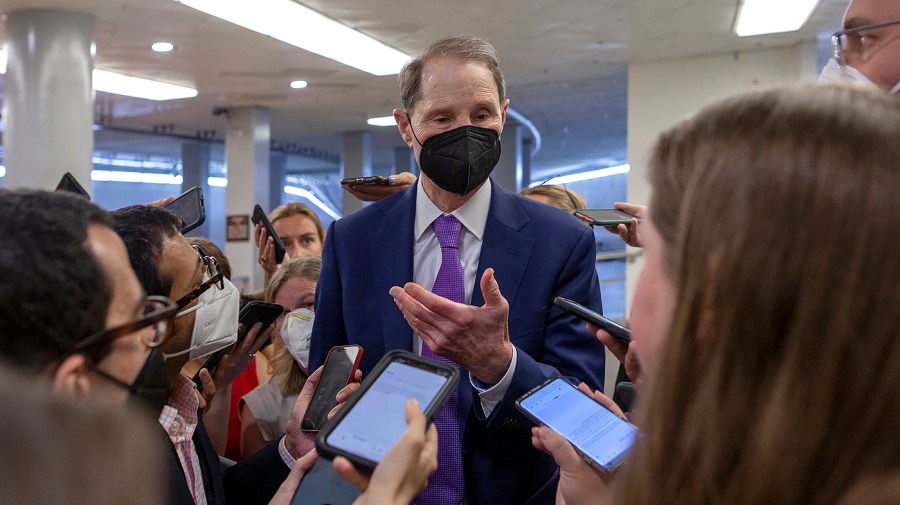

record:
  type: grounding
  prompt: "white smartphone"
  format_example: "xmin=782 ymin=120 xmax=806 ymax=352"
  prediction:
xmin=516 ymin=377 xmax=637 ymax=473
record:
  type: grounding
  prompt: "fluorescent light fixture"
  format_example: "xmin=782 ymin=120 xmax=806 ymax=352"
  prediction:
xmin=93 ymin=69 xmax=198 ymax=101
xmin=0 ymin=50 xmax=195 ymax=101
xmin=173 ymin=0 xmax=410 ymax=76
xmin=152 ymin=42 xmax=175 ymax=52
xmin=91 ymin=170 xmax=183 ymax=185
xmin=735 ymin=0 xmax=820 ymax=36
xmin=208 ymin=176 xmax=228 ymax=187
xmin=531 ymin=164 xmax=630 ymax=187
xmin=284 ymin=185 xmax=342 ymax=220
xmin=290 ymin=80 xmax=308 ymax=89
xmin=0 ymin=165 xmax=5 ymax=178
xmin=367 ymin=116 xmax=396 ymax=127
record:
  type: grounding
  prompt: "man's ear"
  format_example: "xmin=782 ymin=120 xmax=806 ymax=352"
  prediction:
xmin=52 ymin=354 xmax=92 ymax=403
xmin=394 ymin=108 xmax=414 ymax=148
xmin=500 ymin=98 xmax=510 ymax=128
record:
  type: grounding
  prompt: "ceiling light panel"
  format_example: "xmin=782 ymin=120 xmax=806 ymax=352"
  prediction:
xmin=93 ymin=70 xmax=198 ymax=101
xmin=735 ymin=0 xmax=820 ymax=36
xmin=174 ymin=0 xmax=411 ymax=76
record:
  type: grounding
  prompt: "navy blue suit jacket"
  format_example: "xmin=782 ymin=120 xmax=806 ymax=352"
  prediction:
xmin=310 ymin=181 xmax=606 ymax=505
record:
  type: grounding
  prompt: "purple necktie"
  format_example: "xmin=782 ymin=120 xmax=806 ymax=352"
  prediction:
xmin=417 ymin=214 xmax=465 ymax=505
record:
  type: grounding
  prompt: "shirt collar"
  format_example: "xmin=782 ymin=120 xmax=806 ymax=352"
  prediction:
xmin=159 ymin=374 xmax=200 ymax=430
xmin=414 ymin=177 xmax=491 ymax=242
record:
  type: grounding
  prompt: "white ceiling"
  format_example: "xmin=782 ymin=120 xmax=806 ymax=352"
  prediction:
xmin=0 ymin=0 xmax=846 ymax=179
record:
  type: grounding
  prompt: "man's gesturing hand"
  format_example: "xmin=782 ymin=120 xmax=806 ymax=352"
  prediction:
xmin=389 ymin=268 xmax=513 ymax=384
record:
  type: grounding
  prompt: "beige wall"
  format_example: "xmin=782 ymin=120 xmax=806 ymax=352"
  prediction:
xmin=604 ymin=43 xmax=817 ymax=393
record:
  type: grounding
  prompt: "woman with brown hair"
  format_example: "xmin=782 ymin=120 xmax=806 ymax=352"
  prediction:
xmin=535 ymin=85 xmax=900 ymax=504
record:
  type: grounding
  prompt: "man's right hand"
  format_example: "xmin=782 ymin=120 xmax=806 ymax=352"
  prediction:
xmin=343 ymin=172 xmax=416 ymax=202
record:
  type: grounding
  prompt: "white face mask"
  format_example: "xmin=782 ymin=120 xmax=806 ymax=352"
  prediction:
xmin=818 ymin=57 xmax=900 ymax=94
xmin=166 ymin=274 xmax=240 ymax=360
xmin=280 ymin=308 xmax=314 ymax=370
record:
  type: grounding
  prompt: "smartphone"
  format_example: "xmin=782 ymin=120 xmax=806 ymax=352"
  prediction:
xmin=55 ymin=172 xmax=91 ymax=200
xmin=316 ymin=350 xmax=460 ymax=474
xmin=191 ymin=300 xmax=283 ymax=386
xmin=301 ymin=345 xmax=364 ymax=432
xmin=340 ymin=175 xmax=391 ymax=187
xmin=165 ymin=186 xmax=206 ymax=234
xmin=516 ymin=377 xmax=637 ymax=473
xmin=554 ymin=296 xmax=631 ymax=344
xmin=251 ymin=204 xmax=287 ymax=264
xmin=290 ymin=458 xmax=360 ymax=505
xmin=572 ymin=208 xmax=638 ymax=227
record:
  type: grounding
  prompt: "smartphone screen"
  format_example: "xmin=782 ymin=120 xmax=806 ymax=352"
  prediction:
xmin=165 ymin=187 xmax=205 ymax=233
xmin=324 ymin=360 xmax=452 ymax=463
xmin=572 ymin=209 xmax=637 ymax=227
xmin=301 ymin=345 xmax=363 ymax=432
xmin=517 ymin=377 xmax=637 ymax=472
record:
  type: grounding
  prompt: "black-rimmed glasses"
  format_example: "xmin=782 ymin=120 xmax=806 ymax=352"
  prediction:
xmin=832 ymin=20 xmax=900 ymax=68
xmin=70 ymin=296 xmax=179 ymax=353
xmin=174 ymin=245 xmax=225 ymax=309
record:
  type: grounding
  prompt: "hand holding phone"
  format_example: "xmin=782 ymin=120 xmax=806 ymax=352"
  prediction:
xmin=252 ymin=204 xmax=287 ymax=264
xmin=572 ymin=208 xmax=638 ymax=227
xmin=165 ymin=187 xmax=206 ymax=233
xmin=315 ymin=350 xmax=459 ymax=474
xmin=301 ymin=345 xmax=364 ymax=432
xmin=554 ymin=297 xmax=631 ymax=344
xmin=192 ymin=301 xmax=283 ymax=386
xmin=517 ymin=377 xmax=637 ymax=473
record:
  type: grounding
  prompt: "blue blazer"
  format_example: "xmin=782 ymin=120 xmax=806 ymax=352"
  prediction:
xmin=310 ymin=181 xmax=606 ymax=505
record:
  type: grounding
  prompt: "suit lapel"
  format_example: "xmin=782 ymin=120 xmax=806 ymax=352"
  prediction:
xmin=471 ymin=183 xmax=534 ymax=308
xmin=368 ymin=187 xmax=417 ymax=354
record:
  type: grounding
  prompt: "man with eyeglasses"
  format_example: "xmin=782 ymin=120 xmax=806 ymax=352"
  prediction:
xmin=819 ymin=0 xmax=900 ymax=93
xmin=113 ymin=204 xmax=311 ymax=505
xmin=0 ymin=190 xmax=177 ymax=412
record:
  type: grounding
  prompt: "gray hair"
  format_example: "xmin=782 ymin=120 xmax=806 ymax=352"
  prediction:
xmin=399 ymin=35 xmax=506 ymax=113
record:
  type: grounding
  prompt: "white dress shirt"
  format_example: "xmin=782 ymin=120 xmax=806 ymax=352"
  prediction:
xmin=412 ymin=178 xmax=518 ymax=416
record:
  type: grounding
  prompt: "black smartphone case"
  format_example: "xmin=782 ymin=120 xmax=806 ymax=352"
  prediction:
xmin=252 ymin=204 xmax=287 ymax=263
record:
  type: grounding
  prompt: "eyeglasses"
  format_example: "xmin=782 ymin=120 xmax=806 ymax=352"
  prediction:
xmin=832 ymin=19 xmax=900 ymax=68
xmin=70 ymin=296 xmax=179 ymax=353
xmin=174 ymin=245 xmax=225 ymax=309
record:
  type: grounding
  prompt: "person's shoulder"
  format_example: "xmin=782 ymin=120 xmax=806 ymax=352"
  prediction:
xmin=496 ymin=188 xmax=589 ymax=238
xmin=332 ymin=184 xmax=415 ymax=233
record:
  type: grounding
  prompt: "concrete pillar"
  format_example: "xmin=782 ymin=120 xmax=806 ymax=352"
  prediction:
xmin=224 ymin=106 xmax=270 ymax=293
xmin=521 ymin=138 xmax=533 ymax=187
xmin=494 ymin=123 xmax=522 ymax=192
xmin=3 ymin=9 xmax=94 ymax=189
xmin=340 ymin=130 xmax=372 ymax=216
xmin=269 ymin=151 xmax=287 ymax=210
xmin=181 ymin=142 xmax=211 ymax=238
xmin=393 ymin=146 xmax=416 ymax=175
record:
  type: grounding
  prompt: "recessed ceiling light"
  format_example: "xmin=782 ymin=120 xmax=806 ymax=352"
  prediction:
xmin=173 ymin=0 xmax=411 ymax=76
xmin=735 ymin=0 xmax=820 ymax=36
xmin=367 ymin=116 xmax=396 ymax=127
xmin=290 ymin=80 xmax=308 ymax=89
xmin=151 ymin=42 xmax=175 ymax=52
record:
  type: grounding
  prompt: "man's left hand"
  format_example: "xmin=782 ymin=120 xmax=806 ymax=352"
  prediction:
xmin=390 ymin=268 xmax=513 ymax=384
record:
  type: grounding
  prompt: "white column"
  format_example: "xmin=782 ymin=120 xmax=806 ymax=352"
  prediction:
xmin=3 ymin=9 xmax=94 ymax=189
xmin=614 ymin=44 xmax=816 ymax=393
xmin=341 ymin=131 xmax=372 ymax=216
xmin=494 ymin=123 xmax=522 ymax=192
xmin=224 ymin=106 xmax=270 ymax=292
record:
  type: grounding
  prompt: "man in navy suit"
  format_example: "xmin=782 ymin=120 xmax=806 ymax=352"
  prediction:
xmin=309 ymin=35 xmax=605 ymax=505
